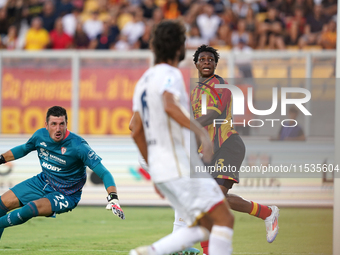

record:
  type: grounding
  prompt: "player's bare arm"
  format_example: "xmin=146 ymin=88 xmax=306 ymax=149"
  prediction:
xmin=130 ymin=111 xmax=148 ymax=164
xmin=163 ymin=91 xmax=213 ymax=163
xmin=128 ymin=113 xmax=135 ymax=131
xmin=107 ymin=186 xmax=117 ymax=194
xmin=0 ymin=150 xmax=15 ymax=163
xmin=195 ymin=109 xmax=220 ymax=127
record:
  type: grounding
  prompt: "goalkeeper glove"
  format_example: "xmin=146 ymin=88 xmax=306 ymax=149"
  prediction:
xmin=106 ymin=192 xmax=125 ymax=220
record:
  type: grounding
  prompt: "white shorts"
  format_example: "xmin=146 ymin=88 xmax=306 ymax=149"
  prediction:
xmin=156 ymin=176 xmax=225 ymax=227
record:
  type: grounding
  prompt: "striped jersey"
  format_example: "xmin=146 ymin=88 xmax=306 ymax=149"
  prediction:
xmin=191 ymin=74 xmax=238 ymax=153
xmin=19 ymin=128 xmax=102 ymax=195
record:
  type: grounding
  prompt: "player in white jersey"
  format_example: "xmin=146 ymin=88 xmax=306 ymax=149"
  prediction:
xmin=129 ymin=20 xmax=234 ymax=255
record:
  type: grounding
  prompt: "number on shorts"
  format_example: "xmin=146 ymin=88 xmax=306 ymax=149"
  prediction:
xmin=216 ymin=159 xmax=224 ymax=170
xmin=54 ymin=194 xmax=69 ymax=210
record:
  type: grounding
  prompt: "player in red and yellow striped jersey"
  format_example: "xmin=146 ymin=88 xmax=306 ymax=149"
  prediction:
xmin=191 ymin=74 xmax=238 ymax=156
xmin=191 ymin=45 xmax=280 ymax=254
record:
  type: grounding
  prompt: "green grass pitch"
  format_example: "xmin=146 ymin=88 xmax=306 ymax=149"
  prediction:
xmin=0 ymin=206 xmax=332 ymax=255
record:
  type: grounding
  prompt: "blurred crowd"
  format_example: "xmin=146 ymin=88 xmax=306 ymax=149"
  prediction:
xmin=0 ymin=0 xmax=337 ymax=51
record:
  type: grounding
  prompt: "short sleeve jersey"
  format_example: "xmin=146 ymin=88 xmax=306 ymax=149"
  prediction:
xmin=132 ymin=63 xmax=201 ymax=183
xmin=191 ymin=74 xmax=238 ymax=153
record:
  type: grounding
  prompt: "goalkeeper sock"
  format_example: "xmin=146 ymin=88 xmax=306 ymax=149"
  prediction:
xmin=0 ymin=202 xmax=38 ymax=229
xmin=152 ymin=225 xmax=209 ymax=255
xmin=172 ymin=210 xmax=186 ymax=233
xmin=0 ymin=197 xmax=9 ymax=239
xmin=250 ymin=201 xmax=272 ymax=220
xmin=208 ymin=225 xmax=233 ymax=255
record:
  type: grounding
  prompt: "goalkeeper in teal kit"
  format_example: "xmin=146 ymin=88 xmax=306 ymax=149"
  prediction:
xmin=0 ymin=106 xmax=125 ymax=240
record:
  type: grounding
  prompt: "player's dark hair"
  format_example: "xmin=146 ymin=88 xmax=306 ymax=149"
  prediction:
xmin=46 ymin=106 xmax=68 ymax=123
xmin=151 ymin=20 xmax=186 ymax=64
xmin=193 ymin=44 xmax=220 ymax=64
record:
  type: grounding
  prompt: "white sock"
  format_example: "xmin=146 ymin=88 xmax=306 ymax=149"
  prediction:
xmin=152 ymin=226 xmax=209 ymax=255
xmin=173 ymin=210 xmax=187 ymax=233
xmin=208 ymin=225 xmax=233 ymax=255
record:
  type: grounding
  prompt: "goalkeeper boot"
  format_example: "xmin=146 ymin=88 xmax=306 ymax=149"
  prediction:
xmin=264 ymin=205 xmax=279 ymax=243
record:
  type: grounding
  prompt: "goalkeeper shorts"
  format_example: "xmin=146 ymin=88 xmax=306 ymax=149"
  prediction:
xmin=11 ymin=173 xmax=81 ymax=215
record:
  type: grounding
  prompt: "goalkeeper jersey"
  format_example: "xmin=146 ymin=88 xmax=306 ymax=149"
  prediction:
xmin=12 ymin=128 xmax=102 ymax=195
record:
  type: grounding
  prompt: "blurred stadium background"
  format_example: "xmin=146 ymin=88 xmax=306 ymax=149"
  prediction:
xmin=0 ymin=48 xmax=336 ymax=208
xmin=0 ymin=0 xmax=337 ymax=250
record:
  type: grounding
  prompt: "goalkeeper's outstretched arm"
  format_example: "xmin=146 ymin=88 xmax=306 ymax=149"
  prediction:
xmin=92 ymin=162 xmax=125 ymax=220
xmin=0 ymin=150 xmax=15 ymax=164
xmin=0 ymin=143 xmax=32 ymax=165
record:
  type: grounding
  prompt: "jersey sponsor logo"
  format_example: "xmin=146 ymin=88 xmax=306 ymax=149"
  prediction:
xmin=40 ymin=142 xmax=47 ymax=147
xmin=49 ymin=154 xmax=66 ymax=165
xmin=39 ymin=148 xmax=49 ymax=157
xmin=39 ymin=149 xmax=66 ymax=165
xmin=61 ymin=147 xmax=67 ymax=155
xmin=42 ymin=161 xmax=61 ymax=172
xmin=88 ymin=150 xmax=97 ymax=160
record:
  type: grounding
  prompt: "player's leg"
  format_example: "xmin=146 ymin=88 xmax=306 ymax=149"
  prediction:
xmin=0 ymin=190 xmax=21 ymax=239
xmin=0 ymin=198 xmax=42 ymax=229
xmin=214 ymin=135 xmax=273 ymax=218
xmin=131 ymin=225 xmax=209 ymax=255
xmin=0 ymin=184 xmax=54 ymax=231
xmin=218 ymin=181 xmax=253 ymax=212
xmin=0 ymin=190 xmax=79 ymax=228
xmin=218 ymin=179 xmax=272 ymax=218
xmin=130 ymin=177 xmax=226 ymax=255
xmin=173 ymin=209 xmax=186 ymax=233
xmin=0 ymin=174 xmax=52 ymax=228
xmin=216 ymin=134 xmax=279 ymax=243
xmin=0 ymin=174 xmax=47 ymax=240
xmin=160 ymin=178 xmax=233 ymax=255
xmin=200 ymin=134 xmax=243 ymax=254
xmin=172 ymin=210 xmax=200 ymax=255
xmin=205 ymin=134 xmax=279 ymax=249
xmin=0 ymin=173 xmax=79 ymax=240
xmin=152 ymin=179 xmax=212 ymax=255
xmin=198 ymin=200 xmax=234 ymax=255
xmin=218 ymin=181 xmax=280 ymax=244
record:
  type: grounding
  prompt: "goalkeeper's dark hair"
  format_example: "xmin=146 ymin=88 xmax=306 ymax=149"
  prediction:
xmin=193 ymin=45 xmax=220 ymax=64
xmin=151 ymin=20 xmax=186 ymax=64
xmin=46 ymin=106 xmax=68 ymax=123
